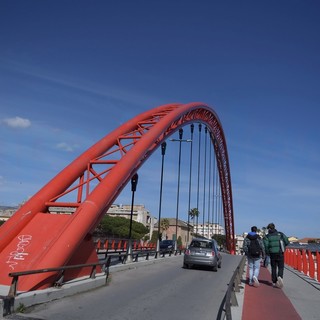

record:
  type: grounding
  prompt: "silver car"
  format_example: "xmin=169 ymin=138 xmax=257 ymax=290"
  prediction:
xmin=183 ymin=238 xmax=222 ymax=271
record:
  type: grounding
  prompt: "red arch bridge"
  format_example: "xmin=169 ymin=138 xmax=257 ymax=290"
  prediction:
xmin=0 ymin=102 xmax=235 ymax=292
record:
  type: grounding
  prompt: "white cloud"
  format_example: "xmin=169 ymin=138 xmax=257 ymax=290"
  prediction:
xmin=56 ymin=142 xmax=77 ymax=152
xmin=2 ymin=116 xmax=31 ymax=128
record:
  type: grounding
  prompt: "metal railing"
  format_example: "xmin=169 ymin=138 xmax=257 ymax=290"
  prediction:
xmin=8 ymin=257 xmax=111 ymax=298
xmin=7 ymin=247 xmax=184 ymax=298
xmin=217 ymin=255 xmax=246 ymax=320
xmin=95 ymin=238 xmax=185 ymax=258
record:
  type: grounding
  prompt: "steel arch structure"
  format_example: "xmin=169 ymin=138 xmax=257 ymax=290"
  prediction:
xmin=0 ymin=102 xmax=235 ymax=291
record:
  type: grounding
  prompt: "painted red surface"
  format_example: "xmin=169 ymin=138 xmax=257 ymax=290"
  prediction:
xmin=242 ymin=265 xmax=301 ymax=319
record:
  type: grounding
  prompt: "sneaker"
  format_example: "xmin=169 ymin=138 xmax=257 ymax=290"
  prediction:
xmin=253 ymin=276 xmax=259 ymax=287
xmin=272 ymin=283 xmax=277 ymax=288
xmin=277 ymin=276 xmax=283 ymax=288
xmin=249 ymin=282 xmax=253 ymax=286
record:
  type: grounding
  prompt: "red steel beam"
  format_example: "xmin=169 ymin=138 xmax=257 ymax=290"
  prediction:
xmin=0 ymin=102 xmax=235 ymax=290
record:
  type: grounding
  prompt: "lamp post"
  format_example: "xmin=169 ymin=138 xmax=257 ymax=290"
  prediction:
xmin=170 ymin=128 xmax=191 ymax=252
xmin=156 ymin=142 xmax=167 ymax=258
xmin=196 ymin=123 xmax=202 ymax=236
xmin=127 ymin=173 xmax=138 ymax=263
xmin=187 ymin=124 xmax=194 ymax=243
xmin=202 ymin=126 xmax=208 ymax=237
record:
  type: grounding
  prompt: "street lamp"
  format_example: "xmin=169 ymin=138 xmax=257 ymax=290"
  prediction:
xmin=196 ymin=123 xmax=202 ymax=236
xmin=202 ymin=126 xmax=208 ymax=237
xmin=127 ymin=173 xmax=138 ymax=263
xmin=156 ymin=142 xmax=167 ymax=258
xmin=187 ymin=124 xmax=194 ymax=243
xmin=170 ymin=128 xmax=192 ymax=252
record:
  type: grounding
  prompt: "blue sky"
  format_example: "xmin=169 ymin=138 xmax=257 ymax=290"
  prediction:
xmin=0 ymin=1 xmax=319 ymax=239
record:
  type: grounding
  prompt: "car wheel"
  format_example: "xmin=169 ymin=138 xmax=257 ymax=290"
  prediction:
xmin=183 ymin=263 xmax=189 ymax=269
xmin=218 ymin=262 xmax=222 ymax=268
xmin=212 ymin=265 xmax=218 ymax=272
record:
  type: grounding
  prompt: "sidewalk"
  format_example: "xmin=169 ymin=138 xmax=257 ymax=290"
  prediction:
xmin=242 ymin=266 xmax=300 ymax=319
xmin=240 ymin=264 xmax=320 ymax=320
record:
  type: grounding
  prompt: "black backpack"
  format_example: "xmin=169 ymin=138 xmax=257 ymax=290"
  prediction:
xmin=249 ymin=238 xmax=261 ymax=257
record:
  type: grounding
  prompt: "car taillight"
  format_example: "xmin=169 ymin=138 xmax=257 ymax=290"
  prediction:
xmin=207 ymin=251 xmax=215 ymax=257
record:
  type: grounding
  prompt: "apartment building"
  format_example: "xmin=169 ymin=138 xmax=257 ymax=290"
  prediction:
xmin=193 ymin=222 xmax=225 ymax=238
xmin=107 ymin=204 xmax=156 ymax=238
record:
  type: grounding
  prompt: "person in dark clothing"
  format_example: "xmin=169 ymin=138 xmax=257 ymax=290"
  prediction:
xmin=242 ymin=226 xmax=265 ymax=287
xmin=263 ymin=222 xmax=289 ymax=288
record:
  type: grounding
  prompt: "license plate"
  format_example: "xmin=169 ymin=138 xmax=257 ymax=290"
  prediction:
xmin=193 ymin=251 xmax=205 ymax=256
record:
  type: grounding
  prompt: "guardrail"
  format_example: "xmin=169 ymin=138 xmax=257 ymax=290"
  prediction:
xmin=8 ymin=258 xmax=112 ymax=298
xmin=285 ymin=247 xmax=320 ymax=282
xmin=4 ymin=248 xmax=182 ymax=294
xmin=100 ymin=248 xmax=168 ymax=264
xmin=0 ymin=258 xmax=111 ymax=316
xmin=217 ymin=255 xmax=246 ymax=320
xmin=95 ymin=238 xmax=157 ymax=251
xmin=1 ymin=241 xmax=184 ymax=316
xmin=95 ymin=238 xmax=184 ymax=261
xmin=6 ymin=247 xmax=183 ymax=299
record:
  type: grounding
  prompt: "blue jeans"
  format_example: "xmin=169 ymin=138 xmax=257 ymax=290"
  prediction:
xmin=248 ymin=257 xmax=261 ymax=284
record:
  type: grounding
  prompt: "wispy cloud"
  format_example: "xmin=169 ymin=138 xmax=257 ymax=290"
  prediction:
xmin=56 ymin=142 xmax=78 ymax=152
xmin=0 ymin=58 xmax=160 ymax=108
xmin=2 ymin=116 xmax=31 ymax=128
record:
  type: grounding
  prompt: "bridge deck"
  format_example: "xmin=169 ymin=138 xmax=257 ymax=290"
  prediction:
xmin=2 ymin=255 xmax=320 ymax=319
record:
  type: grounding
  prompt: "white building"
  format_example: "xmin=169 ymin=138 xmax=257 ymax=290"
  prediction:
xmin=0 ymin=206 xmax=18 ymax=221
xmin=193 ymin=222 xmax=225 ymax=238
xmin=235 ymin=235 xmax=245 ymax=255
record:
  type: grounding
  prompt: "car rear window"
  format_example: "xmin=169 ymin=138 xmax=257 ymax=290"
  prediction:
xmin=191 ymin=241 xmax=212 ymax=249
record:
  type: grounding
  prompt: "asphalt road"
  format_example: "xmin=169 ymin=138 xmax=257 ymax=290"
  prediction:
xmin=17 ymin=253 xmax=243 ymax=320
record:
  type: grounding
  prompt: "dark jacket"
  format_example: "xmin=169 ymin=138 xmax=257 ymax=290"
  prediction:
xmin=263 ymin=229 xmax=289 ymax=255
xmin=242 ymin=232 xmax=265 ymax=258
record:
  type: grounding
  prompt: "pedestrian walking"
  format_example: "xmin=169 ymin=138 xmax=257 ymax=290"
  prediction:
xmin=243 ymin=226 xmax=265 ymax=287
xmin=262 ymin=228 xmax=270 ymax=268
xmin=263 ymin=222 xmax=289 ymax=288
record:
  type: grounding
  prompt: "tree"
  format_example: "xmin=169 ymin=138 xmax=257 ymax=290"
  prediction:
xmin=150 ymin=230 xmax=158 ymax=244
xmin=212 ymin=234 xmax=226 ymax=248
xmin=159 ymin=218 xmax=170 ymax=240
xmin=188 ymin=208 xmax=199 ymax=220
xmin=177 ymin=235 xmax=182 ymax=248
xmin=95 ymin=215 xmax=149 ymax=240
xmin=188 ymin=208 xmax=200 ymax=235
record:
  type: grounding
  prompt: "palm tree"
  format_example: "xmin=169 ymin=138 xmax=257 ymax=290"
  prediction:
xmin=188 ymin=208 xmax=200 ymax=236
xmin=159 ymin=218 xmax=170 ymax=240
xmin=188 ymin=208 xmax=199 ymax=220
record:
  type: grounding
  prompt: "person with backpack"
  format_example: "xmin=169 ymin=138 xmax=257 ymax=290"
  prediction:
xmin=263 ymin=222 xmax=289 ymax=288
xmin=242 ymin=226 xmax=265 ymax=287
